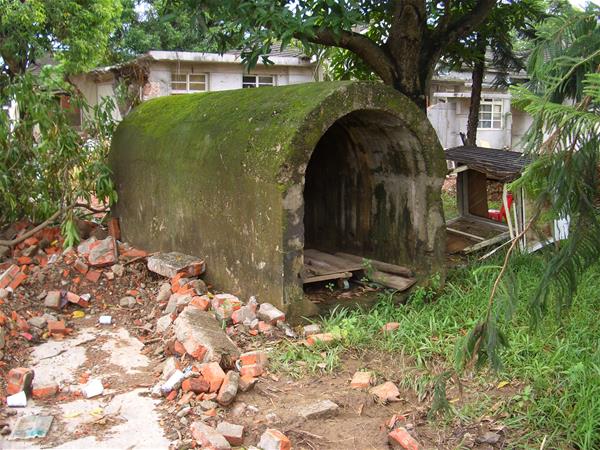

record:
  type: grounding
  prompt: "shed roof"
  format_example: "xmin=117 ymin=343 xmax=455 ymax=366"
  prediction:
xmin=445 ymin=145 xmax=531 ymax=182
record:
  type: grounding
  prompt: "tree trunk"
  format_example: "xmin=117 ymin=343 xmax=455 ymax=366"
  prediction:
xmin=466 ymin=34 xmax=487 ymax=146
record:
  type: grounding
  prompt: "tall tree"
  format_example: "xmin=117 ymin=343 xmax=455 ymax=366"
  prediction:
xmin=0 ymin=0 xmax=122 ymax=79
xmin=108 ymin=0 xmax=214 ymax=63
xmin=203 ymin=0 xmax=500 ymax=110
xmin=441 ymin=0 xmax=545 ymax=145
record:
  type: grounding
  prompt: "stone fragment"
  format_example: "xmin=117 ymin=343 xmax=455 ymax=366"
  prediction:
xmin=477 ymin=431 xmax=501 ymax=445
xmin=44 ymin=291 xmax=62 ymax=309
xmin=217 ymin=371 xmax=239 ymax=406
xmin=198 ymin=400 xmax=218 ymax=411
xmin=350 ymin=371 xmax=373 ymax=389
xmin=306 ymin=333 xmax=336 ymax=346
xmin=382 ymin=322 xmax=400 ymax=333
xmin=119 ymin=296 xmax=136 ymax=308
xmin=190 ymin=421 xmax=230 ymax=450
xmin=173 ymin=306 xmax=240 ymax=363
xmin=298 ymin=399 xmax=339 ymax=420
xmin=371 ymin=381 xmax=400 ymax=402
xmin=257 ymin=303 xmax=285 ymax=324
xmin=216 ymin=422 xmax=244 ymax=446
xmin=388 ymin=427 xmax=421 ymax=450
xmin=6 ymin=368 xmax=34 ymax=396
xmin=112 ymin=264 xmax=125 ymax=277
xmin=148 ymin=252 xmax=205 ymax=278
xmin=302 ymin=324 xmax=321 ymax=336
xmin=258 ymin=428 xmax=291 ymax=450
xmin=27 ymin=316 xmax=47 ymax=329
xmin=201 ymin=362 xmax=226 ymax=392
xmin=87 ymin=237 xmax=116 ymax=267
xmin=156 ymin=282 xmax=172 ymax=303
xmin=0 ymin=288 xmax=8 ymax=300
xmin=0 ymin=245 xmax=10 ymax=258
xmin=156 ymin=314 xmax=173 ymax=333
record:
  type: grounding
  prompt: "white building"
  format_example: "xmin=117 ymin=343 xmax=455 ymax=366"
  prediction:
xmin=427 ymin=68 xmax=533 ymax=150
xmin=71 ymin=48 xmax=322 ymax=122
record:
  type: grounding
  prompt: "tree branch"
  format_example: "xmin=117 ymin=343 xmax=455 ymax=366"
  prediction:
xmin=432 ymin=0 xmax=497 ymax=53
xmin=295 ymin=28 xmax=395 ymax=85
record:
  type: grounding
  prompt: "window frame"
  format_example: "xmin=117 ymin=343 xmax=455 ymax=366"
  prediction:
xmin=478 ymin=98 xmax=504 ymax=130
xmin=170 ymin=72 xmax=208 ymax=94
xmin=242 ymin=74 xmax=276 ymax=89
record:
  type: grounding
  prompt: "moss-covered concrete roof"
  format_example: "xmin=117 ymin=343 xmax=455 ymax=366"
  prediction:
xmin=112 ymin=81 xmax=433 ymax=187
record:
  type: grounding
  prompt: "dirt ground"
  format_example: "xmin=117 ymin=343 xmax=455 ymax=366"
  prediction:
xmin=0 ymin=220 xmax=511 ymax=449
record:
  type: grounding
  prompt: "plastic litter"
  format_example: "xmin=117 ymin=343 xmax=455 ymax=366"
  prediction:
xmin=98 ymin=315 xmax=112 ymax=325
xmin=83 ymin=379 xmax=104 ymax=398
xmin=161 ymin=370 xmax=185 ymax=394
xmin=7 ymin=391 xmax=27 ymax=407
xmin=8 ymin=415 xmax=53 ymax=440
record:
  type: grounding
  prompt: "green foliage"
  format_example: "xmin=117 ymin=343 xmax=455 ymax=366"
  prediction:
xmin=273 ymin=254 xmax=600 ymax=448
xmin=0 ymin=0 xmax=122 ymax=77
xmin=510 ymin=4 xmax=600 ymax=321
xmin=0 ymin=71 xmax=117 ymax=239
xmin=108 ymin=0 xmax=215 ymax=63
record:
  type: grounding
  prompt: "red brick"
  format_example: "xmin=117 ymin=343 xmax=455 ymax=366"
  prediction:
xmin=173 ymin=340 xmax=186 ymax=356
xmin=306 ymin=333 xmax=336 ymax=346
xmin=201 ymin=362 xmax=226 ymax=392
xmin=8 ymin=272 xmax=27 ymax=290
xmin=216 ymin=421 xmax=244 ymax=446
xmin=6 ymin=367 xmax=34 ymax=396
xmin=258 ymin=428 xmax=291 ymax=450
xmin=32 ymin=383 xmax=59 ymax=399
xmin=190 ymin=296 xmax=210 ymax=311
xmin=166 ymin=390 xmax=178 ymax=401
xmin=238 ymin=375 xmax=257 ymax=392
xmin=0 ymin=265 xmax=21 ymax=289
xmin=66 ymin=291 xmax=80 ymax=304
xmin=47 ymin=320 xmax=68 ymax=336
xmin=350 ymin=371 xmax=373 ymax=389
xmin=388 ymin=427 xmax=421 ymax=450
xmin=382 ymin=322 xmax=400 ymax=333
xmin=108 ymin=218 xmax=121 ymax=240
xmin=85 ymin=269 xmax=102 ymax=283
xmin=16 ymin=256 xmax=33 ymax=265
xmin=258 ymin=321 xmax=274 ymax=333
xmin=240 ymin=350 xmax=268 ymax=367
xmin=240 ymin=364 xmax=263 ymax=378
xmin=182 ymin=377 xmax=210 ymax=394
xmin=73 ymin=259 xmax=89 ymax=275
xmin=181 ymin=260 xmax=205 ymax=277
xmin=23 ymin=237 xmax=39 ymax=247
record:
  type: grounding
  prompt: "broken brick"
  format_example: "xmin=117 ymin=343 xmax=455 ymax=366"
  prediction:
xmin=190 ymin=421 xmax=230 ymax=449
xmin=147 ymin=252 xmax=205 ymax=278
xmin=190 ymin=296 xmax=210 ymax=311
xmin=240 ymin=351 xmax=268 ymax=367
xmin=350 ymin=371 xmax=373 ymax=389
xmin=0 ymin=265 xmax=25 ymax=289
xmin=87 ymin=237 xmax=116 ymax=267
xmin=32 ymin=383 xmax=59 ymax=399
xmin=216 ymin=421 xmax=244 ymax=446
xmin=257 ymin=303 xmax=285 ymax=324
xmin=258 ymin=321 xmax=274 ymax=333
xmin=240 ymin=364 xmax=264 ymax=378
xmin=370 ymin=381 xmax=400 ymax=403
xmin=201 ymin=362 xmax=226 ymax=393
xmin=258 ymin=428 xmax=291 ymax=450
xmin=66 ymin=292 xmax=80 ymax=304
xmin=6 ymin=367 xmax=34 ymax=396
xmin=382 ymin=322 xmax=400 ymax=333
xmin=388 ymin=427 xmax=421 ymax=450
xmin=47 ymin=320 xmax=69 ymax=336
xmin=182 ymin=378 xmax=210 ymax=394
xmin=238 ymin=375 xmax=257 ymax=392
xmin=73 ymin=259 xmax=89 ymax=275
xmin=85 ymin=269 xmax=102 ymax=283
xmin=306 ymin=333 xmax=336 ymax=346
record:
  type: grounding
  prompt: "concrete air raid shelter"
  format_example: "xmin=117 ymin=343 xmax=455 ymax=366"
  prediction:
xmin=110 ymin=81 xmax=446 ymax=316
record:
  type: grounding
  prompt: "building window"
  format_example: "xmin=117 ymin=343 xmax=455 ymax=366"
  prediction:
xmin=171 ymin=72 xmax=207 ymax=93
xmin=478 ymin=99 xmax=503 ymax=129
xmin=242 ymin=75 xmax=275 ymax=88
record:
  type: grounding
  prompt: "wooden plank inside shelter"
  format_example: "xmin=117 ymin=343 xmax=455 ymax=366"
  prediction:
xmin=334 ymin=252 xmax=413 ymax=277
xmin=304 ymin=249 xmax=363 ymax=272
xmin=371 ymin=271 xmax=416 ymax=291
xmin=303 ymin=271 xmax=352 ymax=284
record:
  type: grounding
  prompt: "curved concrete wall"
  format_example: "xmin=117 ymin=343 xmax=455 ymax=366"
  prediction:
xmin=109 ymin=81 xmax=446 ymax=315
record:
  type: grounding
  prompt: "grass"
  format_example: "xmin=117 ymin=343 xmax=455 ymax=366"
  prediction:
xmin=273 ymin=252 xmax=600 ymax=449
